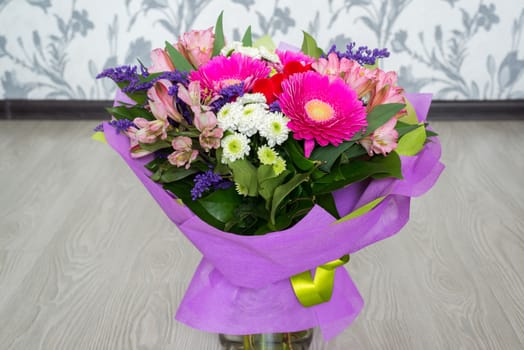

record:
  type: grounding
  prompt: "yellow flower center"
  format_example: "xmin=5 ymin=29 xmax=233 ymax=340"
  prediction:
xmin=305 ymin=99 xmax=334 ymax=122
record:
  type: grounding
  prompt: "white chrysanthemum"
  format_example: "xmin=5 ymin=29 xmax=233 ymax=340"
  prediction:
xmin=257 ymin=145 xmax=278 ymax=165
xmin=237 ymin=104 xmax=266 ymax=136
xmin=259 ymin=112 xmax=290 ymax=147
xmin=273 ymin=156 xmax=287 ymax=175
xmin=237 ymin=93 xmax=267 ymax=105
xmin=259 ymin=46 xmax=280 ymax=63
xmin=220 ymin=41 xmax=243 ymax=56
xmin=220 ymin=41 xmax=262 ymax=59
xmin=237 ymin=46 xmax=262 ymax=59
xmin=235 ymin=182 xmax=249 ymax=196
xmin=221 ymin=132 xmax=251 ymax=163
xmin=217 ymin=102 xmax=242 ymax=131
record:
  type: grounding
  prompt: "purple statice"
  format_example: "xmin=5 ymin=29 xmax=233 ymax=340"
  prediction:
xmin=210 ymin=83 xmax=245 ymax=112
xmin=269 ymin=101 xmax=281 ymax=113
xmin=191 ymin=170 xmax=232 ymax=200
xmin=124 ymin=70 xmax=189 ymax=94
xmin=98 ymin=64 xmax=189 ymax=94
xmin=109 ymin=119 xmax=136 ymax=133
xmin=93 ymin=123 xmax=104 ymax=132
xmin=96 ymin=65 xmax=139 ymax=84
xmin=326 ymin=43 xmax=390 ymax=66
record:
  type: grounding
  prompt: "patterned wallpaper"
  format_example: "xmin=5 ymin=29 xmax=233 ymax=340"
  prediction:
xmin=0 ymin=0 xmax=523 ymax=100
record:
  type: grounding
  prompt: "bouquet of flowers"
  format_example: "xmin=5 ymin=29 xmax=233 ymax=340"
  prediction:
xmin=95 ymin=13 xmax=443 ymax=343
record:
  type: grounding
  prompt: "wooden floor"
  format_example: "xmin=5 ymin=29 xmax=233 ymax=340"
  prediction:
xmin=0 ymin=120 xmax=523 ymax=349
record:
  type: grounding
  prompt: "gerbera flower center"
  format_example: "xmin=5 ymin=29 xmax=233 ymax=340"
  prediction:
xmin=305 ymin=99 xmax=334 ymax=122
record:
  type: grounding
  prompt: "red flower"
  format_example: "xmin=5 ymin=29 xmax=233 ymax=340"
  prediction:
xmin=252 ymin=61 xmax=312 ymax=103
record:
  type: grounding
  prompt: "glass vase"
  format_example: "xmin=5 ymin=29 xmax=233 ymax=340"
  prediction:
xmin=219 ymin=329 xmax=313 ymax=350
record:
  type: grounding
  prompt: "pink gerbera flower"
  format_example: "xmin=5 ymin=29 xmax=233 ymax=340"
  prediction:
xmin=279 ymin=71 xmax=367 ymax=157
xmin=189 ymin=53 xmax=271 ymax=95
xmin=276 ymin=49 xmax=315 ymax=66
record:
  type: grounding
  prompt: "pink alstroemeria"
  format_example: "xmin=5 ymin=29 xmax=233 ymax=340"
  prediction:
xmin=124 ymin=125 xmax=153 ymax=158
xmin=366 ymin=69 xmax=405 ymax=111
xmin=177 ymin=81 xmax=203 ymax=117
xmin=312 ymin=52 xmax=350 ymax=80
xmin=177 ymin=27 xmax=214 ymax=68
xmin=149 ymin=48 xmax=175 ymax=73
xmin=359 ymin=117 xmax=399 ymax=156
xmin=132 ymin=117 xmax=169 ymax=144
xmin=148 ymin=79 xmax=183 ymax=123
xmin=199 ymin=126 xmax=223 ymax=152
xmin=168 ymin=136 xmax=199 ymax=169
xmin=177 ymin=81 xmax=223 ymax=152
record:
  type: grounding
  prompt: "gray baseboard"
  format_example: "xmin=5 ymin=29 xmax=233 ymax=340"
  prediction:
xmin=1 ymin=99 xmax=523 ymax=120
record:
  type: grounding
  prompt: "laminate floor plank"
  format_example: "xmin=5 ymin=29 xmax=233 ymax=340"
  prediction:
xmin=0 ymin=120 xmax=523 ymax=350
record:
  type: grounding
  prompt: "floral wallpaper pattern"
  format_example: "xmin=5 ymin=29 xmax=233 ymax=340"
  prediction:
xmin=0 ymin=0 xmax=523 ymax=100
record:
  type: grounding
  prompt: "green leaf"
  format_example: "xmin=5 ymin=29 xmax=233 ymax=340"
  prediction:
xmin=286 ymin=138 xmax=318 ymax=172
xmin=253 ymin=35 xmax=276 ymax=51
xmin=241 ymin=25 xmax=252 ymax=46
xmin=396 ymin=125 xmax=427 ymax=156
xmin=106 ymin=106 xmax=155 ymax=121
xmin=335 ymin=196 xmax=386 ymax=224
xmin=198 ymin=187 xmax=242 ymax=223
xmin=228 ymin=159 xmax=258 ymax=196
xmin=426 ymin=130 xmax=439 ymax=137
xmin=257 ymin=165 xmax=289 ymax=204
xmin=395 ymin=120 xmax=421 ymax=138
xmin=310 ymin=141 xmax=354 ymax=172
xmin=164 ymin=181 xmax=224 ymax=229
xmin=160 ymin=166 xmax=198 ymax=183
xmin=270 ymin=173 xmax=310 ymax=224
xmin=151 ymin=168 xmax=162 ymax=182
xmin=301 ymin=31 xmax=323 ymax=58
xmin=361 ymin=103 xmax=405 ymax=137
xmin=344 ymin=143 xmax=368 ymax=160
xmin=165 ymin=41 xmax=194 ymax=72
xmin=212 ymin=11 xmax=225 ymax=57
xmin=316 ymin=193 xmax=340 ymax=219
xmin=313 ymin=152 xmax=402 ymax=194
xmin=138 ymin=140 xmax=171 ymax=152
xmin=145 ymin=158 xmax=163 ymax=172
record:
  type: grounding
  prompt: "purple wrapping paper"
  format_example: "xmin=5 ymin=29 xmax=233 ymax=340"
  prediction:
xmin=103 ymin=92 xmax=443 ymax=340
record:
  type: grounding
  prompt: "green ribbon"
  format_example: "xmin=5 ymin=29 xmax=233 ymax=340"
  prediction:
xmin=290 ymin=255 xmax=350 ymax=307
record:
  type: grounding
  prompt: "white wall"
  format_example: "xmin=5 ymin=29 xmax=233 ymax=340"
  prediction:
xmin=0 ymin=0 xmax=523 ymax=100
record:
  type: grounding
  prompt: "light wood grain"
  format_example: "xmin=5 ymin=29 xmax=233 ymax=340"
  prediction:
xmin=0 ymin=120 xmax=523 ymax=349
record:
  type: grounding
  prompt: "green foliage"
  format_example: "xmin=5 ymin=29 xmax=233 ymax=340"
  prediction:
xmin=315 ymin=193 xmax=340 ymax=219
xmin=164 ymin=181 xmax=225 ymax=229
xmin=138 ymin=140 xmax=171 ymax=152
xmin=212 ymin=11 xmax=225 ymax=57
xmin=160 ymin=166 xmax=198 ymax=183
xmin=270 ymin=173 xmax=311 ymax=225
xmin=310 ymin=141 xmax=354 ymax=172
xmin=313 ymin=151 xmax=402 ymax=194
xmin=242 ymin=26 xmax=252 ymax=47
xmin=301 ymin=31 xmax=323 ymax=58
xmin=257 ymin=165 xmax=289 ymax=205
xmin=106 ymin=105 xmax=155 ymax=121
xmin=199 ymin=187 xmax=243 ymax=223
xmin=285 ymin=138 xmax=318 ymax=172
xmin=228 ymin=159 xmax=258 ymax=196
xmin=165 ymin=41 xmax=194 ymax=72
xmin=362 ymin=103 xmax=405 ymax=137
